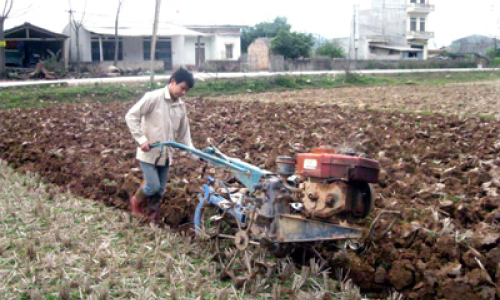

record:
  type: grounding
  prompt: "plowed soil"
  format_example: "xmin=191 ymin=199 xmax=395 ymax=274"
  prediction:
xmin=1 ymin=82 xmax=499 ymax=299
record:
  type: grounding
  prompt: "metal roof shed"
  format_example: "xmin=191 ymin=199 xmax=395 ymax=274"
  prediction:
xmin=5 ymin=22 xmax=68 ymax=68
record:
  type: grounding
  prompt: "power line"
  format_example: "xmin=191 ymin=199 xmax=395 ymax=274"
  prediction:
xmin=70 ymin=10 xmax=112 ymax=17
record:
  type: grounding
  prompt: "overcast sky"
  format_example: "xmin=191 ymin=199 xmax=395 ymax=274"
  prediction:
xmin=5 ymin=0 xmax=500 ymax=48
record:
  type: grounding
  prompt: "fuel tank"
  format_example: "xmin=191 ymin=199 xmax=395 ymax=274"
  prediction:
xmin=296 ymin=148 xmax=380 ymax=183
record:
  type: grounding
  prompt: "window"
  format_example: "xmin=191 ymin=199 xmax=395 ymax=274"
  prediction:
xmin=143 ymin=37 xmax=172 ymax=60
xmin=225 ymin=44 xmax=233 ymax=59
xmin=195 ymin=42 xmax=206 ymax=65
xmin=420 ymin=18 xmax=426 ymax=32
xmin=102 ymin=40 xmax=123 ymax=61
xmin=410 ymin=18 xmax=417 ymax=31
xmin=410 ymin=0 xmax=416 ymax=3
xmin=91 ymin=41 xmax=100 ymax=62
xmin=90 ymin=36 xmax=123 ymax=62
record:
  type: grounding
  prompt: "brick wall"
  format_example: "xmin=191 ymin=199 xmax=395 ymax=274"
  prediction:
xmin=247 ymin=39 xmax=271 ymax=71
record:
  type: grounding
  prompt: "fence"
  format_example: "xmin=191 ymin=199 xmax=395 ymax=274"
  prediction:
xmin=196 ymin=55 xmax=481 ymax=73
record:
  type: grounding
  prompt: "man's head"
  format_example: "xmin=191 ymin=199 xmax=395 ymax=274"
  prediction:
xmin=168 ymin=68 xmax=194 ymax=100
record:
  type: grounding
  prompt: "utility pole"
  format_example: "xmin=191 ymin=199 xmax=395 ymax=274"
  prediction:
xmin=114 ymin=0 xmax=124 ymax=67
xmin=67 ymin=9 xmax=73 ymax=66
xmin=149 ymin=0 xmax=161 ymax=86
xmin=350 ymin=4 xmax=359 ymax=60
xmin=495 ymin=4 xmax=499 ymax=53
xmin=349 ymin=4 xmax=354 ymax=60
xmin=382 ymin=0 xmax=386 ymax=35
xmin=353 ymin=4 xmax=356 ymax=60
xmin=354 ymin=4 xmax=358 ymax=60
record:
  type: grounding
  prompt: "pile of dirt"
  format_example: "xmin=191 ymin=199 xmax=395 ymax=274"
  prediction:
xmin=1 ymin=96 xmax=499 ymax=299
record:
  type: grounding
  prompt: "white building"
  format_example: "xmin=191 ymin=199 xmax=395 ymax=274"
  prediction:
xmin=350 ymin=0 xmax=434 ymax=60
xmin=63 ymin=22 xmax=243 ymax=70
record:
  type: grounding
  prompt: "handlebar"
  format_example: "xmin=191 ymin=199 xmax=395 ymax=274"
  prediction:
xmin=149 ymin=140 xmax=272 ymax=193
xmin=149 ymin=141 xmax=248 ymax=174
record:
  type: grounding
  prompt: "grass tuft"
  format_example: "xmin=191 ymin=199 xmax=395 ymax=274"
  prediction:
xmin=58 ymin=280 xmax=70 ymax=300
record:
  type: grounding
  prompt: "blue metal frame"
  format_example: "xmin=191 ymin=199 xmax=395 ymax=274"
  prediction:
xmin=193 ymin=182 xmax=246 ymax=235
xmin=150 ymin=141 xmax=272 ymax=193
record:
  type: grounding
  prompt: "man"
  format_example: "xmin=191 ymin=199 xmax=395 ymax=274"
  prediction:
xmin=125 ymin=68 xmax=195 ymax=224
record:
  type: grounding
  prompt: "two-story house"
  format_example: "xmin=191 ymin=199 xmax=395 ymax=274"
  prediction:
xmin=352 ymin=0 xmax=435 ymax=60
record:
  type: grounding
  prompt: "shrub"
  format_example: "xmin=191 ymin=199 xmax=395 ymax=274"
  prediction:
xmin=344 ymin=73 xmax=369 ymax=84
xmin=492 ymin=57 xmax=500 ymax=67
xmin=274 ymin=76 xmax=296 ymax=88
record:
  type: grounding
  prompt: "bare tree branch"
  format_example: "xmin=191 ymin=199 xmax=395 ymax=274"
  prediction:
xmin=1 ymin=0 xmax=14 ymax=19
xmin=79 ymin=0 xmax=87 ymax=26
xmin=6 ymin=0 xmax=13 ymax=16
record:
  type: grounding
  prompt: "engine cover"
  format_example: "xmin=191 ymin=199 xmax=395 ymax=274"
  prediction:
xmin=296 ymin=148 xmax=380 ymax=183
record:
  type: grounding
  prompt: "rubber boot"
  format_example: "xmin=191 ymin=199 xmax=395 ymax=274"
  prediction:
xmin=148 ymin=195 xmax=163 ymax=225
xmin=131 ymin=186 xmax=148 ymax=217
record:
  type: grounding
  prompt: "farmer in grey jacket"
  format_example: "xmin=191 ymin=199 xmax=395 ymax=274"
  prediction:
xmin=125 ymin=68 xmax=195 ymax=224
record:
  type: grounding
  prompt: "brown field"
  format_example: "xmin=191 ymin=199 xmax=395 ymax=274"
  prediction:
xmin=1 ymin=81 xmax=500 ymax=299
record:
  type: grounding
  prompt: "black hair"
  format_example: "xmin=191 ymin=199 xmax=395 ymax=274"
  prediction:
xmin=170 ymin=67 xmax=195 ymax=89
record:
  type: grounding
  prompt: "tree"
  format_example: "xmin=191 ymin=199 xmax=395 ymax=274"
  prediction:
xmin=241 ymin=17 xmax=291 ymax=53
xmin=68 ymin=0 xmax=87 ymax=73
xmin=315 ymin=41 xmax=346 ymax=59
xmin=487 ymin=46 xmax=500 ymax=58
xmin=0 ymin=0 xmax=14 ymax=79
xmin=270 ymin=29 xmax=315 ymax=59
xmin=114 ymin=0 xmax=124 ymax=67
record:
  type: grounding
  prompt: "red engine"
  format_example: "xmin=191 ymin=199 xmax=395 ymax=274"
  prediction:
xmin=278 ymin=148 xmax=380 ymax=221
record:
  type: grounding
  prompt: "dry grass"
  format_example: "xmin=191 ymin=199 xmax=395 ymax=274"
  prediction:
xmin=0 ymin=160 xmax=377 ymax=300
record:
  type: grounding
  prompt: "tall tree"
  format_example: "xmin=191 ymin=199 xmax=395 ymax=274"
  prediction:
xmin=241 ymin=17 xmax=291 ymax=53
xmin=0 ymin=0 xmax=14 ymax=79
xmin=271 ymin=29 xmax=315 ymax=59
xmin=68 ymin=0 xmax=87 ymax=74
xmin=114 ymin=0 xmax=124 ymax=67
xmin=149 ymin=0 xmax=161 ymax=86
